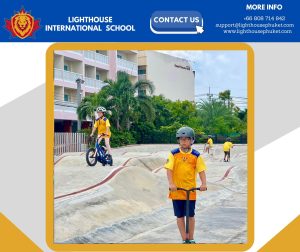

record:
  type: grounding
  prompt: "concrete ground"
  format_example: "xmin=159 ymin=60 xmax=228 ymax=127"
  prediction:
xmin=54 ymin=144 xmax=247 ymax=244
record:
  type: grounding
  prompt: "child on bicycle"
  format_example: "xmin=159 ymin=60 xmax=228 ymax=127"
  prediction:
xmin=164 ymin=126 xmax=207 ymax=244
xmin=90 ymin=106 xmax=112 ymax=160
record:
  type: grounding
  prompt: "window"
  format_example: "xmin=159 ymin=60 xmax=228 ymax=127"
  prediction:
xmin=96 ymin=74 xmax=100 ymax=80
xmin=117 ymin=54 xmax=122 ymax=59
xmin=96 ymin=50 xmax=100 ymax=53
xmin=64 ymin=64 xmax=69 ymax=71
xmin=138 ymin=69 xmax=146 ymax=75
xmin=64 ymin=94 xmax=70 ymax=102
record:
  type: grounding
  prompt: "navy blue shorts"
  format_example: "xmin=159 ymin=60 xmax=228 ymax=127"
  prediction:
xmin=172 ymin=200 xmax=196 ymax=218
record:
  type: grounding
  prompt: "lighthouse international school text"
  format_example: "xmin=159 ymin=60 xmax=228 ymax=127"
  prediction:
xmin=45 ymin=16 xmax=136 ymax=32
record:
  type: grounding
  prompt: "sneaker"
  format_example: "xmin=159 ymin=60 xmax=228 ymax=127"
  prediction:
xmin=189 ymin=239 xmax=196 ymax=244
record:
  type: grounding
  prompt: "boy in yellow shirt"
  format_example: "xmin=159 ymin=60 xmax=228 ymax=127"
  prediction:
xmin=223 ymin=137 xmax=233 ymax=162
xmin=165 ymin=126 xmax=207 ymax=244
xmin=90 ymin=106 xmax=112 ymax=160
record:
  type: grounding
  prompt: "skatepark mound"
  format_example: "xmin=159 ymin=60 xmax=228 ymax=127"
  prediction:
xmin=54 ymin=144 xmax=248 ymax=243
xmin=54 ymin=155 xmax=169 ymax=242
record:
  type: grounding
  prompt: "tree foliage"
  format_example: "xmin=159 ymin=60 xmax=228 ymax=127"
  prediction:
xmin=77 ymin=72 xmax=247 ymax=146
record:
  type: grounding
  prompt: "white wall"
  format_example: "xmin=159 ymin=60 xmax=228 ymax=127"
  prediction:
xmin=146 ymin=51 xmax=195 ymax=101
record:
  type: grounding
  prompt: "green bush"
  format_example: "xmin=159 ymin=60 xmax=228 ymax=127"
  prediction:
xmin=110 ymin=130 xmax=136 ymax=147
xmin=77 ymin=128 xmax=91 ymax=136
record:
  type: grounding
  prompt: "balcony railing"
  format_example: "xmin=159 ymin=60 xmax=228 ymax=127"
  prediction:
xmin=117 ymin=58 xmax=138 ymax=74
xmin=54 ymin=103 xmax=77 ymax=113
xmin=85 ymin=77 xmax=108 ymax=89
xmin=54 ymin=69 xmax=107 ymax=90
xmin=138 ymin=74 xmax=147 ymax=80
xmin=55 ymin=99 xmax=78 ymax=107
xmin=84 ymin=50 xmax=109 ymax=65
xmin=54 ymin=68 xmax=83 ymax=83
xmin=68 ymin=50 xmax=83 ymax=55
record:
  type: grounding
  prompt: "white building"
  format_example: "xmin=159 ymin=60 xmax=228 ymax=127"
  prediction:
xmin=138 ymin=51 xmax=195 ymax=101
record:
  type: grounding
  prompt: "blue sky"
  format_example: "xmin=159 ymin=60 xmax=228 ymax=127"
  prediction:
xmin=159 ymin=50 xmax=248 ymax=109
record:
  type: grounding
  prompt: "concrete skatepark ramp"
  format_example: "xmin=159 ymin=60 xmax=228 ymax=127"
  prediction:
xmin=54 ymin=144 xmax=247 ymax=243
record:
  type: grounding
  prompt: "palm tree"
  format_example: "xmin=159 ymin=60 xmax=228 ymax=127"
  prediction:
xmin=106 ymin=71 xmax=136 ymax=130
xmin=197 ymin=99 xmax=231 ymax=134
xmin=219 ymin=90 xmax=232 ymax=109
xmin=133 ymin=79 xmax=155 ymax=97
xmin=133 ymin=79 xmax=155 ymax=122
xmin=77 ymin=84 xmax=111 ymax=126
xmin=77 ymin=94 xmax=100 ymax=123
xmin=77 ymin=71 xmax=156 ymax=132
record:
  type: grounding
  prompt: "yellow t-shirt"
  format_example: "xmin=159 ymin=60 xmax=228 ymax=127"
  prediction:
xmin=207 ymin=138 xmax=213 ymax=147
xmin=164 ymin=148 xmax=207 ymax=200
xmin=223 ymin=141 xmax=233 ymax=151
xmin=93 ymin=117 xmax=111 ymax=137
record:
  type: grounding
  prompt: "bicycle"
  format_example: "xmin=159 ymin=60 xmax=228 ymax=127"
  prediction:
xmin=86 ymin=136 xmax=113 ymax=167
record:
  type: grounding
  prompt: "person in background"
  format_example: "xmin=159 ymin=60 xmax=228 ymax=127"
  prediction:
xmin=205 ymin=135 xmax=213 ymax=154
xmin=223 ymin=137 xmax=233 ymax=162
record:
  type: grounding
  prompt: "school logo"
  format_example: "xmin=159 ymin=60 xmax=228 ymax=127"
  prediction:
xmin=5 ymin=8 xmax=40 ymax=39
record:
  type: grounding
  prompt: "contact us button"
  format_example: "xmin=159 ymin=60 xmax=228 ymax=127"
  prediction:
xmin=150 ymin=11 xmax=204 ymax=34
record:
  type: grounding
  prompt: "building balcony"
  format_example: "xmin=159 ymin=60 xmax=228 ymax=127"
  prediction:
xmin=138 ymin=74 xmax=147 ymax=80
xmin=54 ymin=101 xmax=93 ymax=121
xmin=85 ymin=77 xmax=108 ymax=89
xmin=54 ymin=68 xmax=83 ymax=83
xmin=68 ymin=50 xmax=83 ymax=55
xmin=55 ymin=100 xmax=78 ymax=108
xmin=117 ymin=58 xmax=138 ymax=75
xmin=84 ymin=50 xmax=109 ymax=65
xmin=54 ymin=102 xmax=78 ymax=120
xmin=55 ymin=69 xmax=108 ymax=92
xmin=54 ymin=50 xmax=84 ymax=61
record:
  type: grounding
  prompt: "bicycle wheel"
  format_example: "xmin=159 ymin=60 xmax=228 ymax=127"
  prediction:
xmin=86 ymin=148 xmax=97 ymax=166
xmin=105 ymin=154 xmax=113 ymax=166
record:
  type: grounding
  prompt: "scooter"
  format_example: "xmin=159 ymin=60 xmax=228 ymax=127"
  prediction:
xmin=86 ymin=136 xmax=113 ymax=166
xmin=176 ymin=187 xmax=205 ymax=244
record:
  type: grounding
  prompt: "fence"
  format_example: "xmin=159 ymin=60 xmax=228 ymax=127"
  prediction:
xmin=54 ymin=133 xmax=88 ymax=156
xmin=136 ymin=132 xmax=247 ymax=144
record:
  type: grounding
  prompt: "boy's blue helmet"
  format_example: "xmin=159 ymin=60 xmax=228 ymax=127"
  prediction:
xmin=176 ymin=127 xmax=195 ymax=140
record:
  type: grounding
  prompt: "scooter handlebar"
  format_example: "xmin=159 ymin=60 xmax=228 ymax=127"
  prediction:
xmin=169 ymin=187 xmax=207 ymax=192
xmin=177 ymin=187 xmax=200 ymax=192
